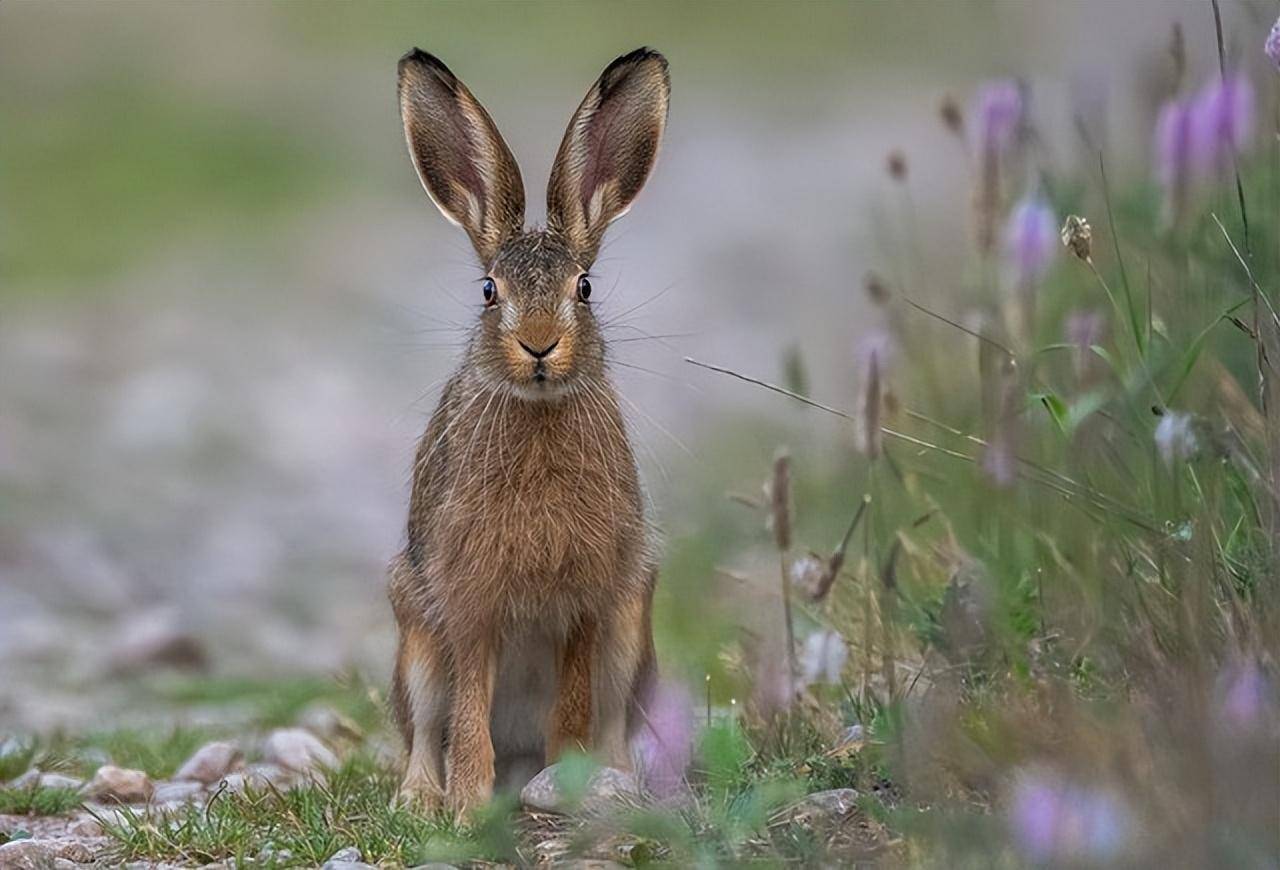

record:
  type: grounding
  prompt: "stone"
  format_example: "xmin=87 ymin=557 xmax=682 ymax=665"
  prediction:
xmin=173 ymin=741 xmax=242 ymax=784
xmin=8 ymin=771 xmax=82 ymax=792
xmin=0 ymin=839 xmax=56 ymax=870
xmin=784 ymin=788 xmax=861 ymax=827
xmin=103 ymin=608 xmax=207 ymax=676
xmin=81 ymin=766 xmax=153 ymax=803
xmin=520 ymin=764 xmax=638 ymax=815
xmin=297 ymin=703 xmax=361 ymax=740
xmin=261 ymin=728 xmax=337 ymax=773
xmin=152 ymin=780 xmax=205 ymax=805
xmin=65 ymin=818 xmax=101 ymax=838
xmin=321 ymin=846 xmax=377 ymax=870
xmin=41 ymin=841 xmax=92 ymax=863
xmin=218 ymin=762 xmax=297 ymax=795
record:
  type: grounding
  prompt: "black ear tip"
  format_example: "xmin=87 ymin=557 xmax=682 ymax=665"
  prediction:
xmin=599 ymin=47 xmax=668 ymax=91
xmin=398 ymin=47 xmax=456 ymax=83
xmin=620 ymin=46 xmax=667 ymax=70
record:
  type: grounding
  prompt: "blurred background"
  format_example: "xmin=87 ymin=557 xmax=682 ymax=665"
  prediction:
xmin=1 ymin=0 xmax=1271 ymax=732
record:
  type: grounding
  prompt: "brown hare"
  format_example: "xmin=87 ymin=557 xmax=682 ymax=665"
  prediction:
xmin=387 ymin=47 xmax=670 ymax=814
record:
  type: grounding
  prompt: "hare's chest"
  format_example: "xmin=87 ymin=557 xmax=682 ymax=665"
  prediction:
xmin=444 ymin=427 xmax=635 ymax=594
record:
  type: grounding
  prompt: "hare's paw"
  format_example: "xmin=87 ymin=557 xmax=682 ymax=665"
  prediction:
xmin=395 ymin=775 xmax=444 ymax=814
xmin=443 ymin=772 xmax=494 ymax=820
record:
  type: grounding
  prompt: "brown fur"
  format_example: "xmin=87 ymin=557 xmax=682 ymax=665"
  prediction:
xmin=389 ymin=47 xmax=670 ymax=814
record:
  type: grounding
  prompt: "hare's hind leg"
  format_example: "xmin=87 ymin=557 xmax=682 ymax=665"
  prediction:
xmin=393 ymin=621 xmax=449 ymax=810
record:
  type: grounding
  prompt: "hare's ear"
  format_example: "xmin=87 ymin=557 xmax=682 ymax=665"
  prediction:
xmin=546 ymin=48 xmax=669 ymax=262
xmin=398 ymin=49 xmax=525 ymax=264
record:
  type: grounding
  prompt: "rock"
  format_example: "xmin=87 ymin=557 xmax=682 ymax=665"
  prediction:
xmin=262 ymin=728 xmax=337 ymax=773
xmin=297 ymin=703 xmax=361 ymax=740
xmin=65 ymin=817 xmax=101 ymax=838
xmin=8 ymin=771 xmax=82 ymax=792
xmin=103 ymin=608 xmax=207 ymax=676
xmin=152 ymin=780 xmax=205 ymax=805
xmin=245 ymin=763 xmax=295 ymax=788
xmin=82 ymin=766 xmax=153 ymax=803
xmin=520 ymin=764 xmax=638 ymax=815
xmin=0 ymin=839 xmax=56 ymax=870
xmin=173 ymin=741 xmax=242 ymax=784
xmin=784 ymin=788 xmax=861 ymax=827
xmin=40 ymin=841 xmax=92 ymax=863
xmin=321 ymin=847 xmax=376 ymax=870
xmin=256 ymin=842 xmax=292 ymax=864
xmin=218 ymin=762 xmax=297 ymax=795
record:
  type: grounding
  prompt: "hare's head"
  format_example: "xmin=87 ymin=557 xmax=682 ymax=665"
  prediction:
xmin=398 ymin=48 xmax=669 ymax=399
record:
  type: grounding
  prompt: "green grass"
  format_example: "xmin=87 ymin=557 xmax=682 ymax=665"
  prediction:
xmin=0 ymin=786 xmax=83 ymax=816
xmin=98 ymin=754 xmax=499 ymax=868
xmin=0 ymin=75 xmax=350 ymax=296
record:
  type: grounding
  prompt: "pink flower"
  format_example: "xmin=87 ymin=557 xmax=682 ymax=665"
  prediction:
xmin=1155 ymin=97 xmax=1195 ymax=226
xmin=634 ymin=679 xmax=695 ymax=800
xmin=1191 ymin=72 xmax=1256 ymax=176
xmin=1003 ymin=194 xmax=1058 ymax=287
xmin=1009 ymin=770 xmax=1130 ymax=863
xmin=970 ymin=80 xmax=1023 ymax=157
xmin=1216 ymin=659 xmax=1274 ymax=733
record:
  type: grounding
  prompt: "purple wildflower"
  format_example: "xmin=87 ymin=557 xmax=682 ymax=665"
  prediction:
xmin=1266 ymin=16 xmax=1280 ymax=71
xmin=1009 ymin=770 xmax=1130 ymax=863
xmin=1003 ymin=194 xmax=1058 ymax=288
xmin=1216 ymin=659 xmax=1274 ymax=733
xmin=635 ymin=679 xmax=695 ymax=800
xmin=970 ymin=79 xmax=1023 ymax=157
xmin=1191 ymin=72 xmax=1256 ymax=176
xmin=1155 ymin=97 xmax=1194 ymax=224
xmin=970 ymin=80 xmax=1024 ymax=254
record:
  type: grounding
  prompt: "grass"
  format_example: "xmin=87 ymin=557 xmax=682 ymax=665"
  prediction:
xmin=97 ymin=755 xmax=483 ymax=867
xmin=0 ymin=786 xmax=83 ymax=816
xmin=97 ymin=725 xmax=892 ymax=868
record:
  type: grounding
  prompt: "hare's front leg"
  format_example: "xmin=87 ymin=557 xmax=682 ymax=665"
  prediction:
xmin=393 ymin=622 xmax=447 ymax=810
xmin=444 ymin=628 xmax=498 ymax=815
xmin=593 ymin=584 xmax=655 ymax=771
xmin=547 ymin=619 xmax=596 ymax=763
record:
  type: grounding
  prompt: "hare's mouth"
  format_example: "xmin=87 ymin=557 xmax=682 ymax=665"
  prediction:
xmin=506 ymin=377 xmax=572 ymax=402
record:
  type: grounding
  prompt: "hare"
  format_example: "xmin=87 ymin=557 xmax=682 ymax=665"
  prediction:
xmin=387 ymin=47 xmax=670 ymax=814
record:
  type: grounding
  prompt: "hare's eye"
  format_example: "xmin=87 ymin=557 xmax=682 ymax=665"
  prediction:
xmin=481 ymin=277 xmax=497 ymax=305
xmin=576 ymin=275 xmax=592 ymax=303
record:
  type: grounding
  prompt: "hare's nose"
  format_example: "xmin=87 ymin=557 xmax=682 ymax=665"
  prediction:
xmin=518 ymin=338 xmax=560 ymax=360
